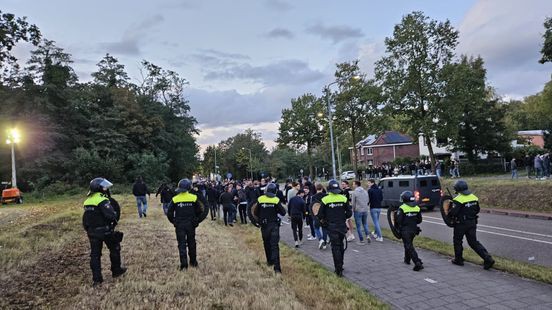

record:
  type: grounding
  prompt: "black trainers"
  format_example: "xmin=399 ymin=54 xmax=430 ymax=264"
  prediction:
xmin=413 ymin=262 xmax=424 ymax=271
xmin=190 ymin=261 xmax=198 ymax=268
xmin=112 ymin=267 xmax=127 ymax=278
xmin=180 ymin=265 xmax=188 ymax=271
xmin=451 ymin=259 xmax=464 ymax=266
xmin=143 ymin=212 xmax=147 ymax=218
xmin=335 ymin=269 xmax=343 ymax=277
xmin=484 ymin=258 xmax=495 ymax=270
xmin=92 ymin=280 xmax=103 ymax=287
xmin=404 ymin=258 xmax=411 ymax=265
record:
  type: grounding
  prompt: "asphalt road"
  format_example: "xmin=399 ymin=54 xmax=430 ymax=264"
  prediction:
xmin=378 ymin=209 xmax=552 ymax=268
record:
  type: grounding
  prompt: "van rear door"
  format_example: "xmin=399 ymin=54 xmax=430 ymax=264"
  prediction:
xmin=416 ymin=177 xmax=441 ymax=208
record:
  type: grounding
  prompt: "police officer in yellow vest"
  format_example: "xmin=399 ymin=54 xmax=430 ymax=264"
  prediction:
xmin=167 ymin=179 xmax=204 ymax=270
xmin=83 ymin=178 xmax=126 ymax=286
xmin=317 ymin=180 xmax=352 ymax=277
xmin=448 ymin=180 xmax=495 ymax=270
xmin=396 ymin=191 xmax=424 ymax=271
xmin=252 ymin=183 xmax=286 ymax=273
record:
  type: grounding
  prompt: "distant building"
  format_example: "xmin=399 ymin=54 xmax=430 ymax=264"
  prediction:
xmin=352 ymin=131 xmax=419 ymax=166
xmin=512 ymin=130 xmax=546 ymax=149
xmin=418 ymin=135 xmax=463 ymax=160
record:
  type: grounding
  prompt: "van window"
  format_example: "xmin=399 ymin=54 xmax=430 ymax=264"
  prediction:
xmin=399 ymin=181 xmax=409 ymax=187
xmin=419 ymin=180 xmax=428 ymax=187
xmin=431 ymin=179 xmax=439 ymax=187
xmin=387 ymin=181 xmax=393 ymax=188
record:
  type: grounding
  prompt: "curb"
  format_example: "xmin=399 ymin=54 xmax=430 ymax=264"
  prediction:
xmin=480 ymin=209 xmax=552 ymax=221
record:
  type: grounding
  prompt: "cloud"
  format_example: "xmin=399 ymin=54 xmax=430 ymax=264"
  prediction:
xmin=160 ymin=0 xmax=199 ymax=10
xmin=306 ymin=22 xmax=364 ymax=44
xmin=457 ymin=0 xmax=551 ymax=98
xmin=266 ymin=28 xmax=294 ymax=39
xmin=197 ymin=121 xmax=279 ymax=150
xmin=203 ymin=59 xmax=324 ymax=86
xmin=100 ymin=15 xmax=165 ymax=55
xmin=264 ymin=0 xmax=293 ymax=12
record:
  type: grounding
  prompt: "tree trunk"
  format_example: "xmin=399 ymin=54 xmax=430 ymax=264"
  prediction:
xmin=307 ymin=142 xmax=314 ymax=179
xmin=425 ymin=134 xmax=436 ymax=173
xmin=352 ymin=128 xmax=358 ymax=180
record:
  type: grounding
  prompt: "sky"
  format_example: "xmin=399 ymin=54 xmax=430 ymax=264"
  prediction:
xmin=4 ymin=0 xmax=552 ymax=152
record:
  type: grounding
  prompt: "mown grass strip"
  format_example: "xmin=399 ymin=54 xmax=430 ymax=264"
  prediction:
xmin=381 ymin=228 xmax=552 ymax=284
xmin=235 ymin=225 xmax=390 ymax=310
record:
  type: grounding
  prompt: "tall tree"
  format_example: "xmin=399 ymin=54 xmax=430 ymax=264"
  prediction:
xmin=441 ymin=56 xmax=512 ymax=162
xmin=333 ymin=60 xmax=381 ymax=179
xmin=539 ymin=17 xmax=552 ymax=64
xmin=92 ymin=53 xmax=130 ymax=87
xmin=277 ymin=93 xmax=325 ymax=178
xmin=375 ymin=11 xmax=459 ymax=171
xmin=0 ymin=11 xmax=41 ymax=65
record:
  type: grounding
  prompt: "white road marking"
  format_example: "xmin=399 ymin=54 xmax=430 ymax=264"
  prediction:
xmin=352 ymin=249 xmax=360 ymax=253
xmin=422 ymin=215 xmax=552 ymax=239
xmin=422 ymin=219 xmax=552 ymax=245
xmin=424 ymin=278 xmax=438 ymax=284
xmin=382 ymin=211 xmax=552 ymax=239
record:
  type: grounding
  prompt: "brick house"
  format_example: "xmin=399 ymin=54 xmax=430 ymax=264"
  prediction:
xmin=352 ymin=131 xmax=420 ymax=166
xmin=512 ymin=130 xmax=546 ymax=149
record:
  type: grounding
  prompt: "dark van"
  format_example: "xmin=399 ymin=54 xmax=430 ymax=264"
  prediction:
xmin=378 ymin=175 xmax=442 ymax=211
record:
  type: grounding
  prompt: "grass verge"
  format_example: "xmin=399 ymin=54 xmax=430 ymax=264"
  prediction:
xmin=234 ymin=225 xmax=389 ymax=310
xmin=381 ymin=228 xmax=552 ymax=285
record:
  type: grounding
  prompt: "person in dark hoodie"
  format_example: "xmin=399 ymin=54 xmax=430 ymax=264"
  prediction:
xmin=156 ymin=183 xmax=175 ymax=215
xmin=132 ymin=176 xmax=150 ymax=218
xmin=219 ymin=185 xmax=237 ymax=226
xmin=288 ymin=190 xmax=306 ymax=247
xmin=206 ymin=182 xmax=219 ymax=221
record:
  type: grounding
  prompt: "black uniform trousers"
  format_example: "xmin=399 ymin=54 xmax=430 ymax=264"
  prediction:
xmin=238 ymin=203 xmax=248 ymax=224
xmin=329 ymin=230 xmax=346 ymax=272
xmin=291 ymin=216 xmax=303 ymax=241
xmin=401 ymin=230 xmax=421 ymax=264
xmin=261 ymin=222 xmax=281 ymax=272
xmin=88 ymin=235 xmax=122 ymax=282
xmin=175 ymin=224 xmax=197 ymax=268
xmin=453 ymin=220 xmax=490 ymax=262
xmin=209 ymin=201 xmax=217 ymax=220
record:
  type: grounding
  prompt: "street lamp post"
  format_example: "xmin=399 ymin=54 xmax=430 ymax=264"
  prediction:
xmin=242 ymin=147 xmax=253 ymax=180
xmin=325 ymin=82 xmax=339 ymax=180
xmin=6 ymin=129 xmax=21 ymax=189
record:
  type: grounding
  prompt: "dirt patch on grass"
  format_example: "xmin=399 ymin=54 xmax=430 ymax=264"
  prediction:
xmin=0 ymin=236 xmax=89 ymax=309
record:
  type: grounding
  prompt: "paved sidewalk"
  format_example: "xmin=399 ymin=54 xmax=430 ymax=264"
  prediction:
xmin=279 ymin=223 xmax=552 ymax=310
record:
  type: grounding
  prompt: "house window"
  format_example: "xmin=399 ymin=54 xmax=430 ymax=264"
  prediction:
xmin=367 ymin=148 xmax=373 ymax=155
xmin=360 ymin=148 xmax=364 ymax=155
xmin=399 ymin=181 xmax=409 ymax=187
xmin=387 ymin=181 xmax=394 ymax=188
xmin=436 ymin=137 xmax=447 ymax=145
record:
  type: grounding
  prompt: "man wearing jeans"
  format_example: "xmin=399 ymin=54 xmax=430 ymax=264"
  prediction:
xmin=351 ymin=181 xmax=370 ymax=244
xmin=132 ymin=176 xmax=150 ymax=218
xmin=367 ymin=179 xmax=383 ymax=242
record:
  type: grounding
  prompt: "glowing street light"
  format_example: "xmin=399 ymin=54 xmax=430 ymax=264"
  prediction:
xmin=6 ymin=128 xmax=21 ymax=188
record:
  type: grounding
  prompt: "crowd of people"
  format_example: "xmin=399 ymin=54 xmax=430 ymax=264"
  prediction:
xmin=82 ymin=173 xmax=494 ymax=285
xmin=356 ymin=159 xmax=460 ymax=180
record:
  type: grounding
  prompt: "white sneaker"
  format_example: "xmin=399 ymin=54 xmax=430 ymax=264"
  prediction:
xmin=295 ymin=241 xmax=299 ymax=248
xmin=307 ymin=234 xmax=312 ymax=238
xmin=318 ymin=240 xmax=324 ymax=249
xmin=376 ymin=237 xmax=383 ymax=242
xmin=322 ymin=242 xmax=327 ymax=250
xmin=346 ymin=234 xmax=355 ymax=242
xmin=371 ymin=232 xmax=378 ymax=239
xmin=307 ymin=236 xmax=317 ymax=241
xmin=304 ymin=224 xmax=309 ymax=228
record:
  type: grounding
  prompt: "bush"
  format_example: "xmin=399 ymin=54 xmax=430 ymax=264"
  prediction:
xmin=34 ymin=181 xmax=84 ymax=197
xmin=457 ymin=162 xmax=505 ymax=176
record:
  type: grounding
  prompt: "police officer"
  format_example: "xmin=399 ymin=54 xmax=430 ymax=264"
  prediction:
xmin=396 ymin=191 xmax=424 ymax=271
xmin=448 ymin=180 xmax=495 ymax=270
xmin=317 ymin=180 xmax=352 ymax=277
xmin=83 ymin=178 xmax=126 ymax=286
xmin=167 ymin=179 xmax=204 ymax=270
xmin=252 ymin=183 xmax=286 ymax=273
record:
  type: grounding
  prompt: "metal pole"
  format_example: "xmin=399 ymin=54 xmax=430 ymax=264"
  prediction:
xmin=326 ymin=87 xmax=337 ymax=180
xmin=336 ymin=136 xmax=342 ymax=177
xmin=214 ymin=146 xmax=217 ymax=179
xmin=249 ymin=149 xmax=253 ymax=180
xmin=11 ymin=142 xmax=17 ymax=188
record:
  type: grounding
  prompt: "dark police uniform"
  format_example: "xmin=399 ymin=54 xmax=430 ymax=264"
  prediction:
xmin=83 ymin=192 xmax=125 ymax=284
xmin=253 ymin=194 xmax=286 ymax=272
xmin=167 ymin=191 xmax=203 ymax=269
xmin=396 ymin=203 xmax=423 ymax=270
xmin=448 ymin=193 xmax=494 ymax=268
xmin=317 ymin=192 xmax=352 ymax=276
